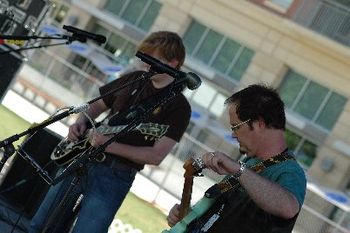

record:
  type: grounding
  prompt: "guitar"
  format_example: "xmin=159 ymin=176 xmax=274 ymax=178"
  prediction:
xmin=50 ymin=122 xmax=169 ymax=166
xmin=162 ymin=157 xmax=209 ymax=233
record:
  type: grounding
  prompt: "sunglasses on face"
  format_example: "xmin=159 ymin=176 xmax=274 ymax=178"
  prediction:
xmin=230 ymin=119 xmax=251 ymax=132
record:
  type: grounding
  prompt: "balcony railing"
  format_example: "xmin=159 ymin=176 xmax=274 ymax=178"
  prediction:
xmin=293 ymin=0 xmax=350 ymax=46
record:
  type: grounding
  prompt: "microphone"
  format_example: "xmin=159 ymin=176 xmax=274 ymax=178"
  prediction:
xmin=63 ymin=25 xmax=106 ymax=44
xmin=135 ymin=51 xmax=201 ymax=90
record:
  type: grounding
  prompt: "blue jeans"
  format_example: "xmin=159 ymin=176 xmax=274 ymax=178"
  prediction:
xmin=28 ymin=161 xmax=137 ymax=233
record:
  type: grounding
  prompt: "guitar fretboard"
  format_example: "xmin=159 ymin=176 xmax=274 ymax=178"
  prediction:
xmin=97 ymin=124 xmax=131 ymax=135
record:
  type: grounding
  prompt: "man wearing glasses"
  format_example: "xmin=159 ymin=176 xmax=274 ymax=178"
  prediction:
xmin=166 ymin=84 xmax=306 ymax=233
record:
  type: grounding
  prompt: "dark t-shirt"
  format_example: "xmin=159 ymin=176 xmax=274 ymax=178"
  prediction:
xmin=99 ymin=70 xmax=191 ymax=169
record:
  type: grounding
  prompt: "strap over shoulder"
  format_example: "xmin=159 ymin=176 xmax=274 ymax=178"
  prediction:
xmin=205 ymin=150 xmax=294 ymax=198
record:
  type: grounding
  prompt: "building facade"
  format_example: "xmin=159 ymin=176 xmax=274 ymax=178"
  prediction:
xmin=52 ymin=0 xmax=350 ymax=189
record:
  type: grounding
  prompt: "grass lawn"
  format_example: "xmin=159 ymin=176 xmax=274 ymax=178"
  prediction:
xmin=0 ymin=105 xmax=31 ymax=146
xmin=0 ymin=104 xmax=169 ymax=232
xmin=117 ymin=193 xmax=168 ymax=232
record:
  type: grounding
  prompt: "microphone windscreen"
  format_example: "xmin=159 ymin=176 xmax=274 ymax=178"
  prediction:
xmin=186 ymin=72 xmax=202 ymax=90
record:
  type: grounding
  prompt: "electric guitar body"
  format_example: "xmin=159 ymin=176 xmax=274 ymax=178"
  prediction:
xmin=51 ymin=138 xmax=93 ymax=166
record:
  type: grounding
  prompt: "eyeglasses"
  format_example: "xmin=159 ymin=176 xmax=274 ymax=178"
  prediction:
xmin=230 ymin=119 xmax=251 ymax=132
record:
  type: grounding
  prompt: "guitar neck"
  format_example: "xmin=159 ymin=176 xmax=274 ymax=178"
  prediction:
xmin=161 ymin=158 xmax=209 ymax=233
xmin=97 ymin=124 xmax=131 ymax=134
xmin=96 ymin=123 xmax=149 ymax=135
xmin=178 ymin=176 xmax=194 ymax=220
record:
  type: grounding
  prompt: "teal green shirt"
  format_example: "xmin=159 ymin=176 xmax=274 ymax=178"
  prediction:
xmin=245 ymin=156 xmax=307 ymax=206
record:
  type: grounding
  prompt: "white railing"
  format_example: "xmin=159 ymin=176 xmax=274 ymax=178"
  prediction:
xmin=294 ymin=204 xmax=350 ymax=233
xmin=26 ymin=48 xmax=104 ymax=100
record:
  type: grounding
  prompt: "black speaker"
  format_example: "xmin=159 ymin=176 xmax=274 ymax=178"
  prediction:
xmin=0 ymin=45 xmax=23 ymax=102
xmin=0 ymin=127 xmax=62 ymax=217
xmin=0 ymin=0 xmax=50 ymax=100
xmin=0 ymin=0 xmax=48 ymax=35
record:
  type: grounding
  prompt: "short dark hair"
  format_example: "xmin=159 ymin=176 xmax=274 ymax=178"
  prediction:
xmin=225 ymin=84 xmax=286 ymax=130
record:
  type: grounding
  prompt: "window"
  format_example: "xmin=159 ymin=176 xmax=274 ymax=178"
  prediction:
xmin=315 ymin=93 xmax=348 ymax=130
xmin=92 ymin=24 xmax=136 ymax=66
xmin=104 ymin=0 xmax=161 ymax=31
xmin=192 ymin=82 xmax=217 ymax=109
xmin=70 ymin=54 xmax=105 ymax=81
xmin=285 ymin=129 xmax=317 ymax=167
xmin=183 ymin=22 xmax=206 ymax=55
xmin=49 ymin=0 xmax=70 ymax=25
xmin=189 ymin=81 xmax=228 ymax=118
xmin=209 ymin=94 xmax=227 ymax=118
xmin=294 ymin=82 xmax=328 ymax=119
xmin=67 ymin=22 xmax=139 ymax=83
xmin=211 ymin=39 xmax=240 ymax=73
xmin=195 ymin=30 xmax=223 ymax=64
xmin=183 ymin=21 xmax=254 ymax=82
xmin=228 ymin=48 xmax=254 ymax=81
xmin=279 ymin=70 xmax=347 ymax=131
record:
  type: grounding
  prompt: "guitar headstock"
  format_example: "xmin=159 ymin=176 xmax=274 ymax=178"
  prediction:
xmin=183 ymin=157 xmax=205 ymax=177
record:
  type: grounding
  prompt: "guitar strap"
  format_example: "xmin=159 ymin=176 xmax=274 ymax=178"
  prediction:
xmin=204 ymin=149 xmax=294 ymax=199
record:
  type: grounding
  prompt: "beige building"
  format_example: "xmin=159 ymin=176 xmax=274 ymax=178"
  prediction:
xmin=12 ymin=0 xmax=350 ymax=231
xmin=50 ymin=0 xmax=350 ymax=190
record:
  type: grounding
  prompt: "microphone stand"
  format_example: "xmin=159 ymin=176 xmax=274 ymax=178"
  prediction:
xmin=0 ymin=34 xmax=86 ymax=55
